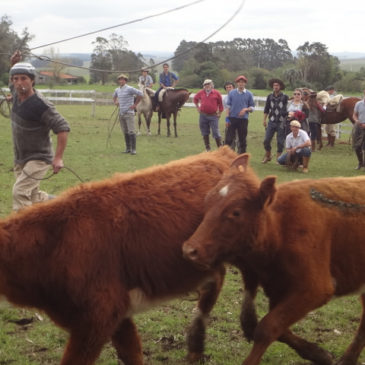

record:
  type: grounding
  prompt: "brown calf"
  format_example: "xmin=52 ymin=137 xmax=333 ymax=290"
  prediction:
xmin=183 ymin=153 xmax=365 ymax=365
xmin=0 ymin=147 xmax=237 ymax=365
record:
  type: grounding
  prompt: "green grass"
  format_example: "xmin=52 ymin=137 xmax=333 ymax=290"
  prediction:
xmin=0 ymin=103 xmax=364 ymax=364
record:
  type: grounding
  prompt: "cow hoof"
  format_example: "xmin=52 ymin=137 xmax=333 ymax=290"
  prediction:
xmin=335 ymin=357 xmax=357 ymax=365
xmin=186 ymin=352 xmax=203 ymax=363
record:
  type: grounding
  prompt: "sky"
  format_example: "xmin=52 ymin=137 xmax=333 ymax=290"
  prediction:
xmin=2 ymin=0 xmax=365 ymax=58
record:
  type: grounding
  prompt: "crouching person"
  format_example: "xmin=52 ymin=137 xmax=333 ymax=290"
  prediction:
xmin=277 ymin=120 xmax=312 ymax=173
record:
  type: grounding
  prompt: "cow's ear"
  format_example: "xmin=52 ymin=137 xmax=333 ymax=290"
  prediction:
xmin=259 ymin=176 xmax=277 ymax=207
xmin=231 ymin=153 xmax=250 ymax=171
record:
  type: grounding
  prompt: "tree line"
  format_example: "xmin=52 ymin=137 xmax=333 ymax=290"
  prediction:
xmin=1 ymin=15 xmax=364 ymax=92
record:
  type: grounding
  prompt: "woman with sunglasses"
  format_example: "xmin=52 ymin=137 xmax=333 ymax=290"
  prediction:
xmin=286 ymin=89 xmax=309 ymax=135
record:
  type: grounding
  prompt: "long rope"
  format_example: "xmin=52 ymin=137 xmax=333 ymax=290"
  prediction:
xmin=29 ymin=0 xmax=206 ymax=51
xmin=29 ymin=0 xmax=246 ymax=74
xmin=22 ymin=166 xmax=85 ymax=183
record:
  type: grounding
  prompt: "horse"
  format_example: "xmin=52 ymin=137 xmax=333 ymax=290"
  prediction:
xmin=157 ymin=88 xmax=190 ymax=137
xmin=136 ymin=85 xmax=154 ymax=135
xmin=322 ymin=96 xmax=361 ymax=124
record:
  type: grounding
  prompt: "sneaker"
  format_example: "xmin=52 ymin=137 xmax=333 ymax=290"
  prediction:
xmin=48 ymin=194 xmax=56 ymax=200
xmin=302 ymin=168 xmax=309 ymax=173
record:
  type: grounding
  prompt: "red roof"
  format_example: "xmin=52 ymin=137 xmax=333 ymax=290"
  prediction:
xmin=39 ymin=71 xmax=78 ymax=80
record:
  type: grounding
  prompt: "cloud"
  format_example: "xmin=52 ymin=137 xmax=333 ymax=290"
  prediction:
xmin=2 ymin=0 xmax=365 ymax=55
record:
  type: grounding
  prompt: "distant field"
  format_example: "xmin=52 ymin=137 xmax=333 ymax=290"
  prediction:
xmin=340 ymin=57 xmax=365 ymax=71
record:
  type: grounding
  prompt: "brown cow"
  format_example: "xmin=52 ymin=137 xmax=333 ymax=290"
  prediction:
xmin=0 ymin=147 xmax=238 ymax=365
xmin=183 ymin=153 xmax=365 ymax=365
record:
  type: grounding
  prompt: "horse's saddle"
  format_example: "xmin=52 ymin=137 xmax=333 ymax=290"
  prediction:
xmin=158 ymin=87 xmax=174 ymax=102
xmin=328 ymin=95 xmax=344 ymax=112
xmin=318 ymin=91 xmax=343 ymax=112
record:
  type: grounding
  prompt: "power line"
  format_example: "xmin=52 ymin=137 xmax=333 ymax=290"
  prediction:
xmin=30 ymin=0 xmax=246 ymax=74
xmin=30 ymin=0 xmax=206 ymax=51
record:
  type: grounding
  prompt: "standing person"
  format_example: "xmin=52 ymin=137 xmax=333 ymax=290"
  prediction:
xmin=138 ymin=68 xmax=154 ymax=88
xmin=154 ymin=63 xmax=178 ymax=111
xmin=8 ymin=52 xmax=70 ymax=212
xmin=225 ymin=75 xmax=255 ymax=153
xmin=324 ymin=85 xmax=337 ymax=147
xmin=223 ymin=81 xmax=239 ymax=151
xmin=286 ymin=88 xmax=309 ymax=135
xmin=352 ymin=89 xmax=365 ymax=170
xmin=277 ymin=120 xmax=312 ymax=173
xmin=193 ymin=79 xmax=223 ymax=151
xmin=307 ymin=92 xmax=325 ymax=152
xmin=113 ymin=74 xmax=143 ymax=155
xmin=262 ymin=78 xmax=288 ymax=163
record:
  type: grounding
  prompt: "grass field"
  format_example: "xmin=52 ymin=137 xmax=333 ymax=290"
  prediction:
xmin=0 ymin=104 xmax=364 ymax=364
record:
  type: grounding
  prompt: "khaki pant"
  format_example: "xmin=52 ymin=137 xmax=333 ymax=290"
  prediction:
xmin=325 ymin=123 xmax=336 ymax=137
xmin=119 ymin=113 xmax=136 ymax=134
xmin=13 ymin=160 xmax=50 ymax=211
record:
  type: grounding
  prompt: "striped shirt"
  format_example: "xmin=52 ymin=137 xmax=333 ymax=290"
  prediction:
xmin=113 ymin=85 xmax=143 ymax=114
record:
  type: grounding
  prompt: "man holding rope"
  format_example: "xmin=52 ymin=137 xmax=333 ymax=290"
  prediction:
xmin=8 ymin=51 xmax=70 ymax=211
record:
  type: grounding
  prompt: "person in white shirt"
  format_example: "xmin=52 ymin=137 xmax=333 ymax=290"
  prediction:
xmin=138 ymin=68 xmax=154 ymax=88
xmin=277 ymin=120 xmax=312 ymax=173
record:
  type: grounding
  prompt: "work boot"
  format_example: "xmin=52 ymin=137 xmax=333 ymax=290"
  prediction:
xmin=261 ymin=150 xmax=272 ymax=164
xmin=355 ymin=149 xmax=363 ymax=170
xmin=123 ymin=133 xmax=131 ymax=153
xmin=203 ymin=135 xmax=211 ymax=151
xmin=302 ymin=156 xmax=310 ymax=173
xmin=215 ymin=137 xmax=222 ymax=148
xmin=130 ymin=134 xmax=137 ymax=155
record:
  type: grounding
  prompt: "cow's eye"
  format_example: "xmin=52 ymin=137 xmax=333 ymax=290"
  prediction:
xmin=232 ymin=210 xmax=240 ymax=217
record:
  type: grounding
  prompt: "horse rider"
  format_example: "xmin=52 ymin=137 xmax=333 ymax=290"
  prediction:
xmin=154 ymin=63 xmax=178 ymax=112
xmin=138 ymin=68 xmax=154 ymax=88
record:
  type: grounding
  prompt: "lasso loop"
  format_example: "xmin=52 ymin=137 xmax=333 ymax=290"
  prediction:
xmin=22 ymin=165 xmax=85 ymax=183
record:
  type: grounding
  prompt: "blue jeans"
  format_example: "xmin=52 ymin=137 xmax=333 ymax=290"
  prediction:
xmin=263 ymin=121 xmax=285 ymax=153
xmin=199 ymin=114 xmax=221 ymax=138
xmin=277 ymin=147 xmax=311 ymax=165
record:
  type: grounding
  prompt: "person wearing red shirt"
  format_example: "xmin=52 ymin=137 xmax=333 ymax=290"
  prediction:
xmin=194 ymin=79 xmax=223 ymax=151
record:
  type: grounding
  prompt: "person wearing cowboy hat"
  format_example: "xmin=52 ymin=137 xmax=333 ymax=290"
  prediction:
xmin=262 ymin=78 xmax=289 ymax=164
xmin=8 ymin=51 xmax=70 ymax=211
xmin=138 ymin=68 xmax=154 ymax=88
xmin=277 ymin=120 xmax=312 ymax=173
xmin=225 ymin=75 xmax=255 ymax=153
xmin=193 ymin=79 xmax=224 ymax=151
xmin=113 ymin=74 xmax=143 ymax=155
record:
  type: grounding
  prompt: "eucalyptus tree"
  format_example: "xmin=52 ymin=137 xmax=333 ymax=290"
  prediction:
xmin=0 ymin=15 xmax=33 ymax=82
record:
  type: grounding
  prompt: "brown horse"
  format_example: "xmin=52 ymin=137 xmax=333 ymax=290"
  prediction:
xmin=157 ymin=88 xmax=190 ymax=137
xmin=322 ymin=96 xmax=361 ymax=124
